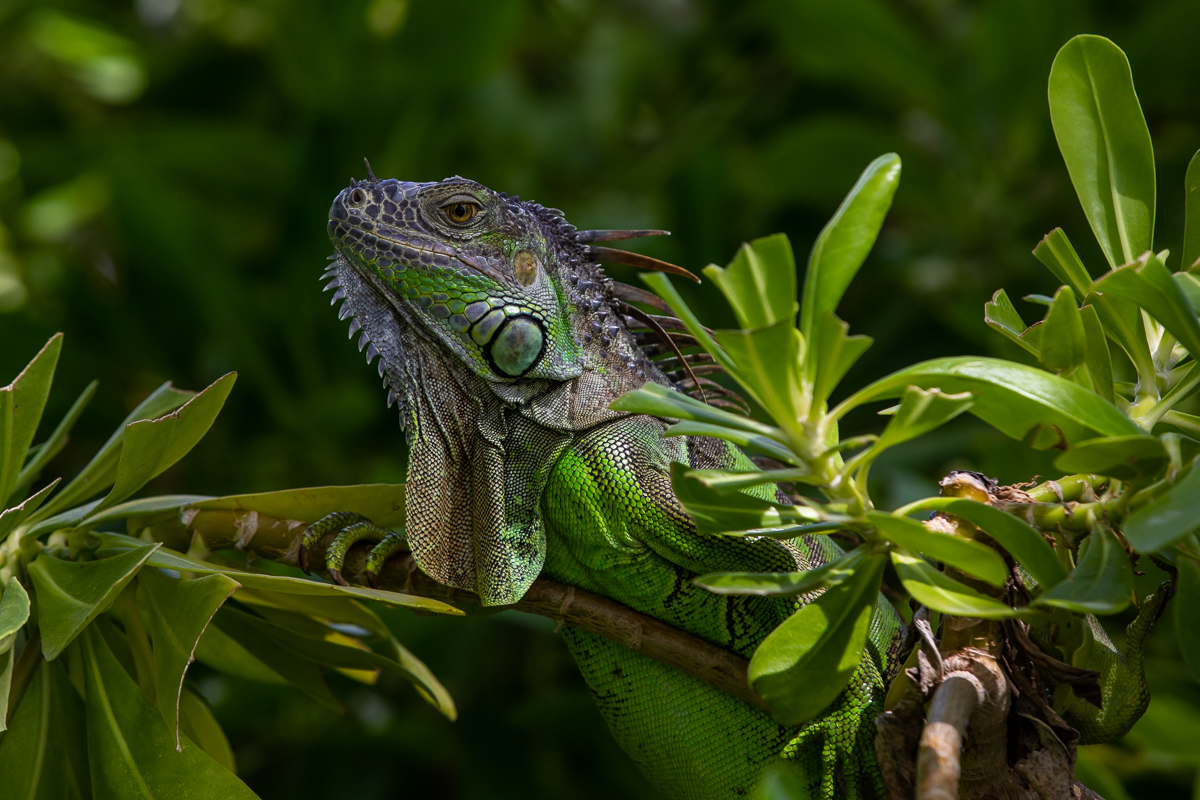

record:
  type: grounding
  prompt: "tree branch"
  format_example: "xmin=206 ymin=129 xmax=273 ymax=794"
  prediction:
xmin=917 ymin=673 xmax=982 ymax=800
xmin=155 ymin=508 xmax=770 ymax=714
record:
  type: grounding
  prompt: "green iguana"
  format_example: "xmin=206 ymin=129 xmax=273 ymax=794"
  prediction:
xmin=302 ymin=169 xmax=1157 ymax=799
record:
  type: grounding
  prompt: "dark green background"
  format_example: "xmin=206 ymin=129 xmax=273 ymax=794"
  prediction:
xmin=2 ymin=0 xmax=1199 ymax=797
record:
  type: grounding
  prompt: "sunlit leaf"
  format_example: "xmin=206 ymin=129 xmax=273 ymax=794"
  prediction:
xmin=1054 ymin=434 xmax=1167 ymax=482
xmin=89 ymin=373 xmax=236 ymax=516
xmin=1049 ymin=35 xmax=1155 ymax=269
xmin=890 ymin=551 xmax=1020 ymax=618
xmin=748 ymin=552 xmax=885 ymax=725
xmin=1176 ymin=271 xmax=1200 ymax=311
xmin=0 ymin=334 xmax=61 ymax=507
xmin=703 ymin=234 xmax=797 ymax=329
xmin=28 ymin=539 xmax=158 ymax=660
xmin=715 ymin=320 xmax=805 ymax=433
xmin=868 ymin=512 xmax=1006 ymax=586
xmin=1182 ymin=149 xmax=1200 ymax=271
xmin=811 ymin=311 xmax=873 ymax=409
xmin=1033 ymin=228 xmax=1093 ymax=298
xmin=612 ymin=381 xmax=783 ymax=440
xmin=664 ymin=421 xmax=799 ymax=465
xmin=834 ymin=356 xmax=1139 ymax=448
xmin=984 ymin=289 xmax=1040 ymax=357
xmin=138 ymin=568 xmax=238 ymax=748
xmin=894 ymin=497 xmax=1066 ymax=590
xmin=1093 ymin=251 xmax=1200 ymax=361
xmin=1122 ymin=458 xmax=1200 ymax=552
xmin=871 ymin=386 xmax=974 ymax=454
xmin=1034 ymin=527 xmax=1132 ymax=614
xmin=1084 ymin=289 xmax=1155 ymax=384
xmin=0 ymin=576 xmax=31 ymax=655
xmin=800 ymin=153 xmax=901 ymax=346
xmin=1038 ymin=286 xmax=1087 ymax=374
xmin=695 ymin=545 xmax=869 ymax=596
xmin=671 ymin=463 xmax=810 ymax=535
xmin=188 ymin=483 xmax=410 ymax=527
xmin=1080 ymin=304 xmax=1115 ymax=403
xmin=12 ymin=380 xmax=97 ymax=501
xmin=681 ymin=466 xmax=812 ymax=492
xmin=81 ymin=625 xmax=257 ymax=799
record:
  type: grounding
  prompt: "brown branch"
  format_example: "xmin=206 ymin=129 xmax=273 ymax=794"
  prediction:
xmin=152 ymin=508 xmax=770 ymax=714
xmin=917 ymin=673 xmax=982 ymax=800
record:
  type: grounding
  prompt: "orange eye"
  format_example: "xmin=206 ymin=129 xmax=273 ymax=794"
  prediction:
xmin=444 ymin=201 xmax=479 ymax=224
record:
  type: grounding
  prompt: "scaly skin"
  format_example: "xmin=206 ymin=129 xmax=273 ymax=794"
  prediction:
xmin=314 ymin=173 xmax=906 ymax=799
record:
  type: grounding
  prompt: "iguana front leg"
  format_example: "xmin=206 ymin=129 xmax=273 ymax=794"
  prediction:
xmin=298 ymin=512 xmax=408 ymax=587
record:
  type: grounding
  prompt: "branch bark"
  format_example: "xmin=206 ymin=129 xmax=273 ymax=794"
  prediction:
xmin=918 ymin=673 xmax=982 ymax=800
xmin=149 ymin=507 xmax=770 ymax=714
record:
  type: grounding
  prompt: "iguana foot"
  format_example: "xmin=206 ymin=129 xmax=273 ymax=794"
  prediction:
xmin=782 ymin=657 xmax=887 ymax=800
xmin=298 ymin=512 xmax=408 ymax=587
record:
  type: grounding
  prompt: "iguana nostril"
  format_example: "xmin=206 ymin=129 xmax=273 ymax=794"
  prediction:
xmin=490 ymin=317 xmax=544 ymax=376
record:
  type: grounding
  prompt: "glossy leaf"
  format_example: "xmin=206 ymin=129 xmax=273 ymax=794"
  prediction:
xmin=1084 ymin=289 xmax=1155 ymax=384
xmin=704 ymin=234 xmax=797 ymax=329
xmin=890 ymin=551 xmax=1021 ymax=618
xmin=0 ymin=660 xmax=90 ymax=799
xmin=868 ymin=513 xmax=1006 ymax=586
xmin=84 ymin=494 xmax=213 ymax=529
xmin=1054 ymin=434 xmax=1167 ymax=482
xmin=1176 ymin=271 xmax=1200 ymax=311
xmin=696 ymin=545 xmax=869 ymax=596
xmin=671 ymin=463 xmax=804 ymax=535
xmin=749 ymin=552 xmax=885 ymax=725
xmin=664 ymin=421 xmax=799 ymax=465
xmin=638 ymin=272 xmax=739 ymax=375
xmin=800 ymin=153 xmax=901 ymax=346
xmin=1038 ymin=286 xmax=1087 ymax=373
xmin=1080 ymin=304 xmax=1115 ymax=403
xmin=1033 ymin=228 xmax=1093 ymax=298
xmin=28 ymin=539 xmax=159 ymax=660
xmin=1174 ymin=555 xmax=1200 ymax=681
xmin=810 ymin=311 xmax=873 ymax=408
xmin=1093 ymin=251 xmax=1200 ymax=362
xmin=178 ymin=687 xmax=236 ymax=774
xmin=1049 ymin=35 xmax=1155 ymax=269
xmin=834 ymin=356 xmax=1139 ymax=448
xmin=0 ymin=576 xmax=31 ymax=654
xmin=81 ymin=625 xmax=257 ymax=799
xmin=12 ymin=380 xmax=97 ymax=501
xmin=188 ymin=483 xmax=410 ymax=527
xmin=1122 ymin=459 xmax=1200 ymax=552
xmin=138 ymin=568 xmax=238 ymax=748
xmin=0 ymin=478 xmax=59 ymax=544
xmin=192 ymin=622 xmax=286 ymax=684
xmin=715 ymin=320 xmax=805 ymax=435
xmin=612 ymin=381 xmax=783 ymax=440
xmin=32 ymin=381 xmax=194 ymax=522
xmin=984 ymin=289 xmax=1040 ymax=357
xmin=894 ymin=497 xmax=1066 ymax=590
xmin=682 ymin=467 xmax=812 ymax=492
xmin=0 ymin=647 xmax=11 ymax=732
xmin=89 ymin=373 xmax=236 ymax=516
xmin=871 ymin=386 xmax=974 ymax=455
xmin=1182 ymin=149 xmax=1200 ymax=271
xmin=0 ymin=334 xmax=62 ymax=507
xmin=1035 ymin=527 xmax=1132 ymax=614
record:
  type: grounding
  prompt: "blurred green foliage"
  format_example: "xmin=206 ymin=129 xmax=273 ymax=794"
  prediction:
xmin=2 ymin=0 xmax=1200 ymax=797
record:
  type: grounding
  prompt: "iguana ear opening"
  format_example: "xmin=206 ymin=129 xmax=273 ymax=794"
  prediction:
xmin=401 ymin=354 xmax=571 ymax=606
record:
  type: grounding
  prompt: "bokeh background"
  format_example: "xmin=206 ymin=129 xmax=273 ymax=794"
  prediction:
xmin=2 ymin=0 xmax=1200 ymax=797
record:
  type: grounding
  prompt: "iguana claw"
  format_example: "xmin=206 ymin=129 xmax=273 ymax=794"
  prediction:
xmin=299 ymin=511 xmax=408 ymax=587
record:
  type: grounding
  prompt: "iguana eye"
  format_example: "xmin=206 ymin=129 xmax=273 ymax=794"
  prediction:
xmin=443 ymin=201 xmax=479 ymax=225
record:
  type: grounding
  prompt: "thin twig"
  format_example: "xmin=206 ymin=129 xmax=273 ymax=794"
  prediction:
xmin=917 ymin=673 xmax=983 ymax=800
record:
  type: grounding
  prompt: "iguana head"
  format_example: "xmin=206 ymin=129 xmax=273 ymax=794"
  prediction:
xmin=324 ymin=170 xmax=724 ymax=604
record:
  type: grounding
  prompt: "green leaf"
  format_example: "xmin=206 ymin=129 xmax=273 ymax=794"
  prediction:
xmin=178 ymin=687 xmax=236 ymax=774
xmin=1080 ymin=304 xmax=1116 ymax=403
xmin=984 ymin=289 xmax=1040 ymax=357
xmin=1049 ymin=35 xmax=1155 ymax=269
xmin=0 ymin=576 xmax=31 ymax=655
xmin=893 ymin=497 xmax=1066 ymax=590
xmin=695 ymin=545 xmax=869 ymax=596
xmin=663 ymin=421 xmax=800 ymax=466
xmin=612 ymin=381 xmax=784 ymax=440
xmin=800 ymin=153 xmax=901 ymax=347
xmin=748 ymin=552 xmax=885 ymax=725
xmin=1093 ymin=251 xmax=1200 ymax=362
xmin=703 ymin=234 xmax=797 ymax=329
xmin=671 ymin=463 xmax=804 ymax=536
xmin=871 ymin=386 xmax=974 ymax=454
xmin=811 ymin=311 xmax=873 ymax=409
xmin=1174 ymin=555 xmax=1200 ymax=681
xmin=0 ymin=478 xmax=60 ymax=544
xmin=89 ymin=373 xmax=236 ymax=516
xmin=681 ymin=467 xmax=812 ymax=492
xmin=1175 ymin=271 xmax=1200 ymax=311
xmin=27 ymin=539 xmax=159 ymax=660
xmin=0 ymin=660 xmax=90 ymax=799
xmin=32 ymin=381 xmax=194 ymax=522
xmin=193 ymin=622 xmax=286 ymax=684
xmin=1054 ymin=434 xmax=1167 ymax=482
xmin=1033 ymin=228 xmax=1093 ymax=298
xmin=834 ymin=356 xmax=1139 ymax=448
xmin=1034 ymin=527 xmax=1132 ymax=614
xmin=188 ymin=483 xmax=410 ymax=527
xmin=1085 ymin=290 xmax=1155 ymax=385
xmin=868 ymin=513 xmax=1006 ymax=587
xmin=137 ymin=568 xmax=238 ymax=748
xmin=0 ymin=334 xmax=62 ymax=507
xmin=1122 ymin=458 xmax=1200 ymax=551
xmin=638 ymin=272 xmax=739 ymax=375
xmin=81 ymin=625 xmax=258 ymax=799
xmin=83 ymin=494 xmax=213 ymax=529
xmin=715 ymin=320 xmax=805 ymax=434
xmin=1038 ymin=286 xmax=1087 ymax=373
xmin=1182 ymin=150 xmax=1200 ymax=271
xmin=0 ymin=647 xmax=11 ymax=732
xmin=12 ymin=380 xmax=97 ymax=501
xmin=891 ymin=551 xmax=1021 ymax=618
